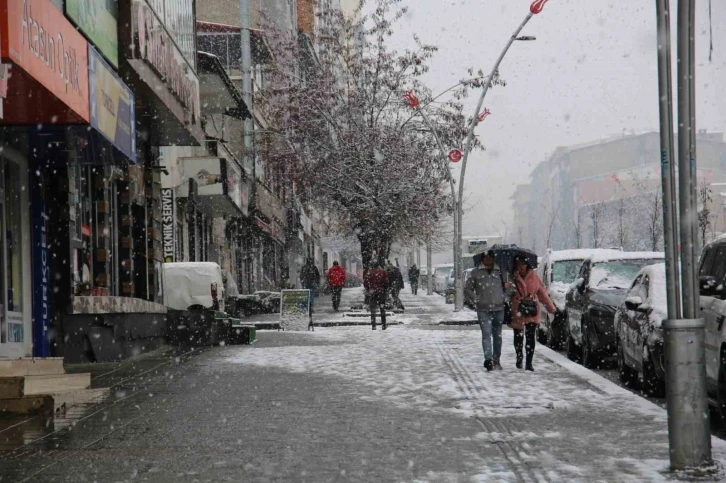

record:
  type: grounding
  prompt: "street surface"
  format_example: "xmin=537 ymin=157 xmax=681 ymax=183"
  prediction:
xmin=1 ymin=288 xmax=726 ymax=482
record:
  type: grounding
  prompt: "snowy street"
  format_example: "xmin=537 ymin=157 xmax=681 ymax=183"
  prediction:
xmin=2 ymin=288 xmax=726 ymax=482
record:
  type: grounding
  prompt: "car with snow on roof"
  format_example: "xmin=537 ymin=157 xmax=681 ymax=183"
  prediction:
xmin=614 ymin=263 xmax=667 ymax=397
xmin=537 ymin=249 xmax=620 ymax=350
xmin=696 ymin=237 xmax=726 ymax=416
xmin=564 ymin=250 xmax=664 ymax=367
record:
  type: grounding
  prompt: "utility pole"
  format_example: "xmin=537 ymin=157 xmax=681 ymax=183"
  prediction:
xmin=426 ymin=239 xmax=433 ymax=296
xmin=661 ymin=0 xmax=711 ymax=471
xmin=240 ymin=0 xmax=255 ymax=290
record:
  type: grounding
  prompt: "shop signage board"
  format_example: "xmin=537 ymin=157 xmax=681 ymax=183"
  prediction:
xmin=66 ymin=0 xmax=118 ymax=67
xmin=89 ymin=47 xmax=136 ymax=161
xmin=0 ymin=0 xmax=90 ymax=121
xmin=132 ymin=0 xmax=200 ymax=126
xmin=176 ymin=157 xmax=245 ymax=216
xmin=161 ymin=188 xmax=175 ymax=262
xmin=225 ymin=158 xmax=248 ymax=216
xmin=280 ymin=290 xmax=311 ymax=331
xmin=31 ymin=169 xmax=50 ymax=357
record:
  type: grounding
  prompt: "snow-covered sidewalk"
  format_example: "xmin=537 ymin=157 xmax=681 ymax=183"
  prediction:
xmin=225 ymin=326 xmax=726 ymax=481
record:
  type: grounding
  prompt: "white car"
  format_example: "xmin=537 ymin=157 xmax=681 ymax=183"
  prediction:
xmin=433 ymin=263 xmax=454 ymax=293
xmin=537 ymin=249 xmax=619 ymax=349
xmin=697 ymin=237 xmax=726 ymax=415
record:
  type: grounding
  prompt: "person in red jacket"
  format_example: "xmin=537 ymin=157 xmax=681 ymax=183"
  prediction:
xmin=327 ymin=261 xmax=347 ymax=311
xmin=364 ymin=260 xmax=389 ymax=330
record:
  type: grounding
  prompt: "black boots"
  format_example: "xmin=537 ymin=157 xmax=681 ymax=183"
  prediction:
xmin=516 ymin=356 xmax=523 ymax=369
xmin=484 ymin=360 xmax=493 ymax=371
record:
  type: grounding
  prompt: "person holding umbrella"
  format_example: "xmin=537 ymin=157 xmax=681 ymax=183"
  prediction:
xmin=511 ymin=254 xmax=557 ymax=371
xmin=464 ymin=247 xmax=513 ymax=371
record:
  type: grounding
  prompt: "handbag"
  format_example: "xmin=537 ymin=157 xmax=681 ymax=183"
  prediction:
xmin=516 ymin=282 xmax=538 ymax=316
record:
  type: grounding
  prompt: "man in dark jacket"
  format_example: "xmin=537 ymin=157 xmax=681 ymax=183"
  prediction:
xmin=464 ymin=249 xmax=513 ymax=372
xmin=327 ymin=261 xmax=346 ymax=311
xmin=364 ymin=261 xmax=389 ymax=330
xmin=300 ymin=258 xmax=321 ymax=318
xmin=408 ymin=264 xmax=420 ymax=295
xmin=387 ymin=260 xmax=405 ymax=310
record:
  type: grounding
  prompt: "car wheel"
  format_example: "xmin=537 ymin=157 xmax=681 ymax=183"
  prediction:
xmin=537 ymin=324 xmax=548 ymax=346
xmin=617 ymin=340 xmax=637 ymax=387
xmin=581 ymin=322 xmax=594 ymax=369
xmin=642 ymin=346 xmax=665 ymax=398
xmin=549 ymin=322 xmax=563 ymax=351
xmin=567 ymin=334 xmax=581 ymax=362
xmin=717 ymin=350 xmax=726 ymax=419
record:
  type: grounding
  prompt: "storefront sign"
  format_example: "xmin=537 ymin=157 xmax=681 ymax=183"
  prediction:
xmin=31 ymin=171 xmax=50 ymax=357
xmin=66 ymin=0 xmax=118 ymax=67
xmin=225 ymin=158 xmax=248 ymax=216
xmin=132 ymin=0 xmax=200 ymax=125
xmin=0 ymin=0 xmax=90 ymax=121
xmin=280 ymin=290 xmax=311 ymax=331
xmin=145 ymin=0 xmax=195 ymax=69
xmin=161 ymin=188 xmax=175 ymax=262
xmin=89 ymin=47 xmax=136 ymax=161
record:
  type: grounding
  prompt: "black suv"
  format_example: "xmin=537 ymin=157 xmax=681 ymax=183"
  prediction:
xmin=565 ymin=253 xmax=663 ymax=367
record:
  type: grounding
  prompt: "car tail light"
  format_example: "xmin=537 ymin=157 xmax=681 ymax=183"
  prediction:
xmin=211 ymin=283 xmax=218 ymax=304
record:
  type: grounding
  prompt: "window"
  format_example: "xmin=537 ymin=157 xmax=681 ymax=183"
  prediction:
xmin=552 ymin=260 xmax=584 ymax=284
xmin=700 ymin=246 xmax=718 ymax=277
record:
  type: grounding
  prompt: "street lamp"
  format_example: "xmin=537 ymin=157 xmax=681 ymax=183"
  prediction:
xmin=453 ymin=0 xmax=548 ymax=311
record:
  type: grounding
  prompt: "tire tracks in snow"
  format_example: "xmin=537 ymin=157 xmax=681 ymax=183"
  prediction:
xmin=434 ymin=336 xmax=557 ymax=483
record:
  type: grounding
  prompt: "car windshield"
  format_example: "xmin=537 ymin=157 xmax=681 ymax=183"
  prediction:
xmin=435 ymin=267 xmax=452 ymax=277
xmin=591 ymin=259 xmax=661 ymax=289
xmin=552 ymin=260 xmax=583 ymax=284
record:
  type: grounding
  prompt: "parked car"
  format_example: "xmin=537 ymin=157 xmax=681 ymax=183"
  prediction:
xmin=538 ymin=249 xmax=616 ymax=349
xmin=614 ymin=263 xmax=667 ymax=397
xmin=163 ymin=262 xmax=228 ymax=346
xmin=697 ymin=237 xmax=726 ymax=415
xmin=433 ymin=263 xmax=454 ymax=293
xmin=565 ymin=251 xmax=664 ymax=367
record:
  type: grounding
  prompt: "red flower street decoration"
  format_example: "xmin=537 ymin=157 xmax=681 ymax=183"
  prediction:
xmin=448 ymin=149 xmax=463 ymax=163
xmin=403 ymin=91 xmax=420 ymax=108
xmin=530 ymin=0 xmax=549 ymax=14
xmin=477 ymin=108 xmax=491 ymax=122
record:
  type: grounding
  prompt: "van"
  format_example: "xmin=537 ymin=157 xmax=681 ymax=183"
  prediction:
xmin=163 ymin=262 xmax=228 ymax=345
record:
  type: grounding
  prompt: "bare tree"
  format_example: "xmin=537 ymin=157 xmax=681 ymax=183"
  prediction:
xmin=590 ymin=202 xmax=606 ymax=249
xmin=698 ymin=180 xmax=713 ymax=248
xmin=616 ymin=197 xmax=628 ymax=250
xmin=647 ymin=190 xmax=663 ymax=252
xmin=254 ymin=0 xmax=474 ymax=269
xmin=573 ymin=209 xmax=583 ymax=249
xmin=545 ymin=206 xmax=558 ymax=249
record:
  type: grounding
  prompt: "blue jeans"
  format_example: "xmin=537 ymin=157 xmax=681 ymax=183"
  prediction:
xmin=478 ymin=310 xmax=504 ymax=361
xmin=307 ymin=285 xmax=318 ymax=314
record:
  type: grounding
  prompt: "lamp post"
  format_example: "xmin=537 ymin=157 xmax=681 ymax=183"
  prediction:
xmin=404 ymin=0 xmax=546 ymax=310
xmin=453 ymin=0 xmax=548 ymax=310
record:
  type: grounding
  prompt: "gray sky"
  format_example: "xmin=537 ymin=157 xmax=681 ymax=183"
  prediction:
xmin=383 ymin=0 xmax=726 ymax=261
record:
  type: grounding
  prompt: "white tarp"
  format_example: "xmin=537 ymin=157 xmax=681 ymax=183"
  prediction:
xmin=163 ymin=262 xmax=225 ymax=311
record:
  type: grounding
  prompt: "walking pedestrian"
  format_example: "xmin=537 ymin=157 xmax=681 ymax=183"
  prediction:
xmin=300 ymin=258 xmax=321 ymax=325
xmin=364 ymin=261 xmax=389 ymax=330
xmin=408 ymin=264 xmax=420 ymax=295
xmin=464 ymin=248 xmax=512 ymax=371
xmin=511 ymin=255 xmax=557 ymax=372
xmin=327 ymin=261 xmax=346 ymax=312
xmin=387 ymin=260 xmax=404 ymax=310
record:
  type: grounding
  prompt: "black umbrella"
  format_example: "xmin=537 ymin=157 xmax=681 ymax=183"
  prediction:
xmin=476 ymin=244 xmax=538 ymax=276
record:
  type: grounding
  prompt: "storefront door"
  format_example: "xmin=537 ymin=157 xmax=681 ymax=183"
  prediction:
xmin=0 ymin=151 xmax=31 ymax=357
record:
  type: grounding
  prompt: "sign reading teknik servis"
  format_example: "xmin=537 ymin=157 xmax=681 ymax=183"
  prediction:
xmin=66 ymin=0 xmax=118 ymax=67
xmin=280 ymin=290 xmax=311 ymax=331
xmin=88 ymin=46 xmax=135 ymax=161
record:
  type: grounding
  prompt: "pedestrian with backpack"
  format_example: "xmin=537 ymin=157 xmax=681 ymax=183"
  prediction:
xmin=300 ymin=258 xmax=321 ymax=323
xmin=464 ymin=248 xmax=513 ymax=371
xmin=511 ymin=255 xmax=557 ymax=371
xmin=364 ymin=260 xmax=389 ymax=330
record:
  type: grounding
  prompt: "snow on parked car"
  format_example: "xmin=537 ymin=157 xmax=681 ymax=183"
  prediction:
xmin=614 ymin=263 xmax=667 ymax=397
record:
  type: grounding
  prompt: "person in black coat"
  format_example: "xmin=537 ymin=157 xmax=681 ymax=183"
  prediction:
xmin=408 ymin=264 xmax=420 ymax=295
xmin=387 ymin=260 xmax=405 ymax=309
